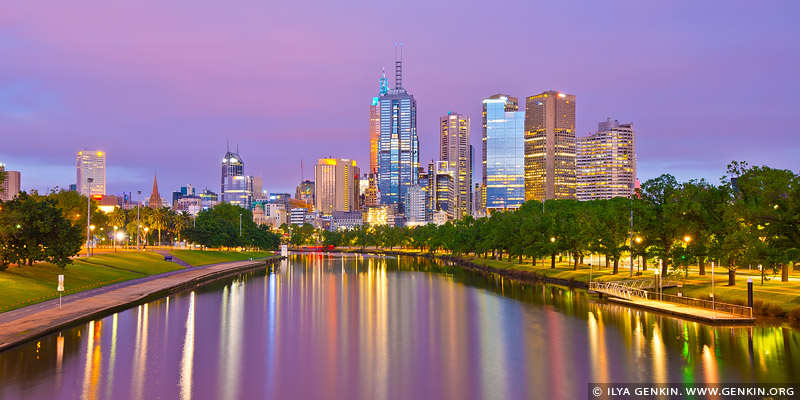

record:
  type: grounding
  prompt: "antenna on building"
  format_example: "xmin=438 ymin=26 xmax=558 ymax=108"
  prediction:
xmin=236 ymin=142 xmax=239 ymax=154
xmin=379 ymin=67 xmax=388 ymax=95
xmin=300 ymin=158 xmax=304 ymax=182
xmin=394 ymin=42 xmax=403 ymax=89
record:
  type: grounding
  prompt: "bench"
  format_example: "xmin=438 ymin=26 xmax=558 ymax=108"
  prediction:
xmin=164 ymin=256 xmax=173 ymax=261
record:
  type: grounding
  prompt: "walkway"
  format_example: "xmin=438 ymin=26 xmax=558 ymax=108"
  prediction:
xmin=608 ymin=297 xmax=756 ymax=324
xmin=0 ymin=257 xmax=279 ymax=352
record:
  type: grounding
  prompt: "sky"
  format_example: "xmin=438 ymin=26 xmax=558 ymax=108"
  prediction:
xmin=1 ymin=0 xmax=799 ymax=197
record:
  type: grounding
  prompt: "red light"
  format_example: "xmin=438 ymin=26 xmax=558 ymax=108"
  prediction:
xmin=91 ymin=194 xmax=104 ymax=200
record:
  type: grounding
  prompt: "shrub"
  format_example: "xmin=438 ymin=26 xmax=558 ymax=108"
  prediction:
xmin=787 ymin=307 xmax=800 ymax=322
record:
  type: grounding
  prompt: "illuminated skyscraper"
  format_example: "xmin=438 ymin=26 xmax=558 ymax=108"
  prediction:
xmin=367 ymin=68 xmax=388 ymax=207
xmin=524 ymin=91 xmax=576 ymax=200
xmin=76 ymin=150 xmax=106 ymax=196
xmin=377 ymin=45 xmax=418 ymax=213
xmin=577 ymin=118 xmax=637 ymax=201
xmin=426 ymin=161 xmax=455 ymax=221
xmin=440 ymin=112 xmax=471 ymax=219
xmin=221 ymin=149 xmax=252 ymax=209
xmin=295 ymin=180 xmax=315 ymax=208
xmin=482 ymin=94 xmax=525 ymax=212
xmin=314 ymin=158 xmax=360 ymax=215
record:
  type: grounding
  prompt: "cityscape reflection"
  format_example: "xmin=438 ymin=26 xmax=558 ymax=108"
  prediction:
xmin=0 ymin=254 xmax=798 ymax=399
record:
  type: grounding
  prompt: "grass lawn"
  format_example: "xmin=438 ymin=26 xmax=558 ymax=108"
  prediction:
xmin=170 ymin=250 xmax=277 ymax=267
xmin=0 ymin=252 xmax=184 ymax=312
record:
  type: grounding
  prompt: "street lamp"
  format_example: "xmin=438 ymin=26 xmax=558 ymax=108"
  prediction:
xmin=113 ymin=226 xmax=118 ymax=253
xmin=86 ymin=177 xmax=93 ymax=258
xmin=635 ymin=237 xmax=642 ymax=272
xmin=239 ymin=213 xmax=242 ymax=237
xmin=116 ymin=231 xmax=125 ymax=252
xmin=137 ymin=190 xmax=142 ymax=251
xmin=90 ymin=225 xmax=95 ymax=256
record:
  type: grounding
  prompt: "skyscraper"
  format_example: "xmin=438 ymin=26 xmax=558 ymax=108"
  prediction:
xmin=0 ymin=163 xmax=21 ymax=202
xmin=377 ymin=45 xmax=418 ymax=213
xmin=366 ymin=69 xmax=388 ymax=208
xmin=76 ymin=150 xmax=106 ymax=196
xmin=427 ymin=161 xmax=455 ymax=221
xmin=482 ymin=94 xmax=525 ymax=212
xmin=295 ymin=180 xmax=315 ymax=207
xmin=314 ymin=158 xmax=360 ymax=215
xmin=577 ymin=118 xmax=637 ymax=201
xmin=524 ymin=91 xmax=576 ymax=200
xmin=221 ymin=149 xmax=252 ymax=209
xmin=440 ymin=112 xmax=471 ymax=219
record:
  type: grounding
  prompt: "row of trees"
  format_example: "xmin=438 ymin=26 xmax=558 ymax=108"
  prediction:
xmin=307 ymin=163 xmax=798 ymax=286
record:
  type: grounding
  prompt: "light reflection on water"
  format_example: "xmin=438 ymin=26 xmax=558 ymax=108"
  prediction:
xmin=0 ymin=254 xmax=798 ymax=399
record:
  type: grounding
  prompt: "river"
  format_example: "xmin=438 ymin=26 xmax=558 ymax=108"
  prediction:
xmin=0 ymin=254 xmax=798 ymax=399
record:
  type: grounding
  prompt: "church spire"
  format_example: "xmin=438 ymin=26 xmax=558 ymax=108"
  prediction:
xmin=149 ymin=173 xmax=162 ymax=208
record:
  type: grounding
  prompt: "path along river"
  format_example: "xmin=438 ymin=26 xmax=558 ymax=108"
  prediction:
xmin=0 ymin=254 xmax=798 ymax=399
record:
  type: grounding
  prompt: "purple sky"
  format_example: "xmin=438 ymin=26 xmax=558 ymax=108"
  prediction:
xmin=1 ymin=1 xmax=799 ymax=197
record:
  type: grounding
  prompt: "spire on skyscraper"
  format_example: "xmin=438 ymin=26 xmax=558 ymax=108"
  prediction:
xmin=379 ymin=67 xmax=388 ymax=95
xmin=394 ymin=42 xmax=403 ymax=89
xmin=149 ymin=173 xmax=162 ymax=208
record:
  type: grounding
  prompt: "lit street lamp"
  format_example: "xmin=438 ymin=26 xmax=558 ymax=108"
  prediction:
xmin=86 ymin=177 xmax=93 ymax=258
xmin=113 ymin=226 xmax=118 ymax=253
xmin=137 ymin=190 xmax=142 ymax=252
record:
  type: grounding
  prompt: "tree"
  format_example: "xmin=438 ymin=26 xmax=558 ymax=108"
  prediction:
xmin=0 ymin=192 xmax=83 ymax=269
xmin=148 ymin=206 xmax=172 ymax=246
xmin=173 ymin=211 xmax=192 ymax=244
xmin=587 ymin=198 xmax=632 ymax=275
xmin=637 ymin=174 xmax=685 ymax=277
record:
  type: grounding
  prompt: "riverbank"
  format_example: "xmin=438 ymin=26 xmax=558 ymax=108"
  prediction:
xmin=0 ymin=254 xmax=283 ymax=352
xmin=0 ymin=250 xmax=276 ymax=312
xmin=347 ymin=248 xmax=800 ymax=323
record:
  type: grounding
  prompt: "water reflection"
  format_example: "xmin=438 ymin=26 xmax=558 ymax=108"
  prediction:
xmin=0 ymin=254 xmax=798 ymax=399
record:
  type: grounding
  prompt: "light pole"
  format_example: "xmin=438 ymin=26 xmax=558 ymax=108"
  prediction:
xmin=113 ymin=226 xmax=118 ymax=253
xmin=90 ymin=225 xmax=95 ymax=256
xmin=239 ymin=213 xmax=242 ymax=237
xmin=144 ymin=227 xmax=149 ymax=250
xmin=136 ymin=190 xmax=142 ymax=251
xmin=629 ymin=192 xmax=634 ymax=277
xmin=86 ymin=178 xmax=93 ymax=258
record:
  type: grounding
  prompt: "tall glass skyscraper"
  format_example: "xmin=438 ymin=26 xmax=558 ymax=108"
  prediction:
xmin=221 ymin=150 xmax=252 ymax=209
xmin=377 ymin=47 xmax=418 ymax=213
xmin=482 ymin=94 xmax=525 ymax=211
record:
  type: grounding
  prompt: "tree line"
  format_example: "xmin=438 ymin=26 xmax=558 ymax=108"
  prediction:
xmin=311 ymin=162 xmax=798 ymax=286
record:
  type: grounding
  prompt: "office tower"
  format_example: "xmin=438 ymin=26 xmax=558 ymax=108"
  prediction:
xmin=0 ymin=163 xmax=21 ymax=202
xmin=314 ymin=158 xmax=360 ymax=215
xmin=377 ymin=45 xmax=418 ymax=212
xmin=577 ymin=118 xmax=637 ymax=200
xmin=148 ymin=173 xmax=162 ymax=208
xmin=76 ymin=150 xmax=106 ymax=196
xmin=250 ymin=176 xmax=264 ymax=201
xmin=426 ymin=161 xmax=455 ymax=221
xmin=221 ymin=149 xmax=252 ymax=209
xmin=366 ymin=69 xmax=389 ymax=208
xmin=440 ymin=112 xmax=471 ymax=219
xmin=295 ymin=180 xmax=315 ymax=207
xmin=482 ymin=94 xmax=525 ymax=212
xmin=524 ymin=91 xmax=576 ymax=200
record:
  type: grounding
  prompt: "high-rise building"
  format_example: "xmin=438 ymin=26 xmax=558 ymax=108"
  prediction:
xmin=482 ymin=94 xmax=525 ymax=212
xmin=314 ymin=158 xmax=360 ymax=215
xmin=295 ymin=180 xmax=315 ymax=208
xmin=427 ymin=161 xmax=455 ymax=222
xmin=0 ymin=163 xmax=21 ymax=202
xmin=76 ymin=150 xmax=106 ymax=196
xmin=221 ymin=150 xmax=252 ymax=209
xmin=524 ymin=91 xmax=576 ymax=200
xmin=377 ymin=46 xmax=418 ymax=213
xmin=250 ymin=176 xmax=264 ymax=201
xmin=440 ymin=112 xmax=471 ymax=219
xmin=404 ymin=184 xmax=427 ymax=225
xmin=577 ymin=118 xmax=637 ymax=201
xmin=367 ymin=69 xmax=389 ymax=208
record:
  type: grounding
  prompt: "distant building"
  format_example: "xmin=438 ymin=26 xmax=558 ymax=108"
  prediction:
xmin=482 ymin=94 xmax=525 ymax=212
xmin=427 ymin=161 xmax=455 ymax=222
xmin=314 ymin=158 xmax=360 ymax=215
xmin=524 ymin=91 xmax=576 ymax=200
xmin=577 ymin=118 xmax=637 ymax=201
xmin=221 ymin=150 xmax=252 ymax=209
xmin=0 ymin=163 xmax=21 ymax=202
xmin=76 ymin=150 xmax=106 ymax=196
xmin=175 ymin=196 xmax=202 ymax=215
xmin=440 ymin=112 xmax=472 ymax=219
xmin=295 ymin=180 xmax=315 ymax=208
xmin=249 ymin=176 xmax=265 ymax=201
xmin=404 ymin=184 xmax=427 ymax=225
xmin=289 ymin=208 xmax=308 ymax=226
xmin=332 ymin=211 xmax=364 ymax=230
xmin=68 ymin=183 xmax=78 ymax=192
xmin=365 ymin=205 xmax=389 ymax=226
xmin=431 ymin=210 xmax=449 ymax=226
xmin=199 ymin=189 xmax=219 ymax=209
xmin=148 ymin=173 xmax=162 ymax=208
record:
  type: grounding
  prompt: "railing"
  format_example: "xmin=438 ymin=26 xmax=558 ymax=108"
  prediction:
xmin=589 ymin=282 xmax=753 ymax=319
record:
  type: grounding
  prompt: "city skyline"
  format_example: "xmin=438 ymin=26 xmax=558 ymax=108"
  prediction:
xmin=1 ymin=2 xmax=799 ymax=196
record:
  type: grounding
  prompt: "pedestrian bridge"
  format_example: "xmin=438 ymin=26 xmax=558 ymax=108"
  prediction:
xmin=588 ymin=278 xmax=678 ymax=300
